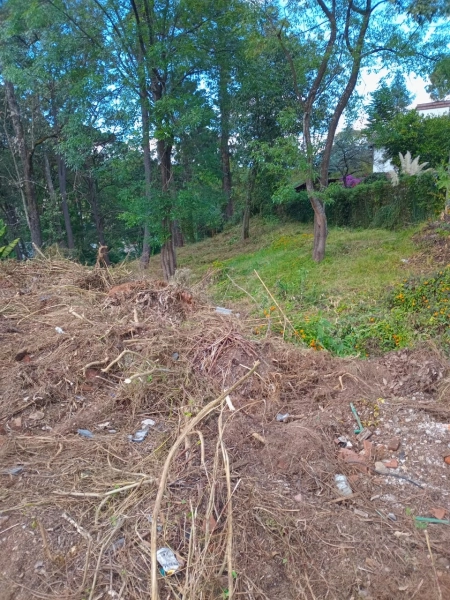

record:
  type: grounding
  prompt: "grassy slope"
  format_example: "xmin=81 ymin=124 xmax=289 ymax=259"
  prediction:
xmin=179 ymin=219 xmax=419 ymax=307
xmin=146 ymin=218 xmax=449 ymax=356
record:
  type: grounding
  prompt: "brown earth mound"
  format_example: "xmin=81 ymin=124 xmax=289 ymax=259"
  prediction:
xmin=1 ymin=258 xmax=450 ymax=600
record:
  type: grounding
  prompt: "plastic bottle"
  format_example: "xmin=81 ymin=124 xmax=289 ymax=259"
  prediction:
xmin=334 ymin=474 xmax=353 ymax=497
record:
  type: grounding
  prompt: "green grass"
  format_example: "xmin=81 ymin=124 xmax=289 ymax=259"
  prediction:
xmin=175 ymin=218 xmax=449 ymax=357
xmin=179 ymin=218 xmax=419 ymax=306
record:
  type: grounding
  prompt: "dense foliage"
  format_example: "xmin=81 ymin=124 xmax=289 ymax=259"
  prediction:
xmin=0 ymin=0 xmax=448 ymax=271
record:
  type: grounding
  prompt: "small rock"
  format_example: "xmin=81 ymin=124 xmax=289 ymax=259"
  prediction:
xmin=387 ymin=437 xmax=400 ymax=451
xmin=28 ymin=411 xmax=45 ymax=421
xmin=383 ymin=459 xmax=399 ymax=469
xmin=444 ymin=456 xmax=450 ymax=465
xmin=11 ymin=417 xmax=22 ymax=430
xmin=172 ymin=352 xmax=179 ymax=361
xmin=363 ymin=440 xmax=373 ymax=459
xmin=387 ymin=513 xmax=397 ymax=521
xmin=375 ymin=461 xmax=388 ymax=474
xmin=436 ymin=556 xmax=450 ymax=569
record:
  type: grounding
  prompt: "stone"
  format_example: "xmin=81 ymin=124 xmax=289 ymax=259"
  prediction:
xmin=383 ymin=459 xmax=399 ymax=469
xmin=28 ymin=411 xmax=44 ymax=421
xmin=387 ymin=437 xmax=400 ymax=451
xmin=338 ymin=448 xmax=369 ymax=472
xmin=430 ymin=508 xmax=447 ymax=520
xmin=363 ymin=440 xmax=373 ymax=460
xmin=11 ymin=417 xmax=22 ymax=430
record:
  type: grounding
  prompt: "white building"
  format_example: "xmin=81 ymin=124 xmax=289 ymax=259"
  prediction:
xmin=416 ymin=100 xmax=450 ymax=118
xmin=373 ymin=100 xmax=450 ymax=173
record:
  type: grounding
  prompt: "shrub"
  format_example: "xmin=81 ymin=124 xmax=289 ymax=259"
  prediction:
xmin=326 ymin=172 xmax=444 ymax=229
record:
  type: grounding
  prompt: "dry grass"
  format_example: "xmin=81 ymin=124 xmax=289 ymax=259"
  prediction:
xmin=0 ymin=257 xmax=449 ymax=600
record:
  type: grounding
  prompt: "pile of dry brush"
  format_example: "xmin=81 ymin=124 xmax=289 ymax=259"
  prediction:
xmin=0 ymin=256 xmax=449 ymax=600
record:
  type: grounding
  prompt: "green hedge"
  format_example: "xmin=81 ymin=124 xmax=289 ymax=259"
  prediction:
xmin=285 ymin=173 xmax=444 ymax=229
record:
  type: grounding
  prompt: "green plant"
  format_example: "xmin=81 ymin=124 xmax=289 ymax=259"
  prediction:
xmin=0 ymin=219 xmax=19 ymax=259
xmin=398 ymin=151 xmax=430 ymax=176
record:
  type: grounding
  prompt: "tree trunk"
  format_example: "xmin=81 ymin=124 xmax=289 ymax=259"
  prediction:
xmin=311 ymin=198 xmax=327 ymax=262
xmin=157 ymin=138 xmax=176 ymax=280
xmin=219 ymin=64 xmax=233 ymax=219
xmin=50 ymin=94 xmax=74 ymax=249
xmin=57 ymin=156 xmax=74 ymax=249
xmin=140 ymin=93 xmax=152 ymax=267
xmin=242 ymin=167 xmax=257 ymax=240
xmin=4 ymin=79 xmax=42 ymax=247
xmin=172 ymin=221 xmax=184 ymax=247
xmin=87 ymin=174 xmax=110 ymax=265
xmin=43 ymin=150 xmax=64 ymax=243
xmin=161 ymin=220 xmax=177 ymax=280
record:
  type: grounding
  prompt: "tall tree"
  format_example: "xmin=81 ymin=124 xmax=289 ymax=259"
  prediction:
xmin=3 ymin=79 xmax=43 ymax=247
xmin=366 ymin=74 xmax=413 ymax=134
xmin=276 ymin=0 xmax=446 ymax=261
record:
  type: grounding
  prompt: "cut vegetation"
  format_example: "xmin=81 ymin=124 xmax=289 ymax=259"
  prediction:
xmin=1 ymin=249 xmax=450 ymax=600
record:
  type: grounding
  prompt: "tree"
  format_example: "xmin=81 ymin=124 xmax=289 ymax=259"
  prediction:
xmin=276 ymin=0 xmax=445 ymax=262
xmin=366 ymin=74 xmax=413 ymax=134
xmin=329 ymin=127 xmax=373 ymax=181
xmin=373 ymin=111 xmax=450 ymax=169
xmin=427 ymin=56 xmax=450 ymax=100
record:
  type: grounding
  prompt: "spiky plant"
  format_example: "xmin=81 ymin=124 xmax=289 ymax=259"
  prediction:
xmin=398 ymin=151 xmax=430 ymax=176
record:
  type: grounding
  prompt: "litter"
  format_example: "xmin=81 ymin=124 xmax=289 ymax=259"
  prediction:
xmin=357 ymin=428 xmax=372 ymax=442
xmin=156 ymin=547 xmax=180 ymax=576
xmin=335 ymin=474 xmax=352 ymax=497
xmin=215 ymin=306 xmax=233 ymax=316
xmin=350 ymin=403 xmax=364 ymax=434
xmin=55 ymin=327 xmax=65 ymax=334
xmin=141 ymin=419 xmax=155 ymax=428
xmin=77 ymin=429 xmax=94 ymax=439
xmin=414 ymin=516 xmax=450 ymax=526
xmin=128 ymin=429 xmax=148 ymax=443
xmin=336 ymin=435 xmax=352 ymax=448
xmin=107 ymin=537 xmax=125 ymax=555
xmin=387 ymin=513 xmax=397 ymax=521
xmin=1 ymin=466 xmax=24 ymax=475
xmin=276 ymin=413 xmax=289 ymax=422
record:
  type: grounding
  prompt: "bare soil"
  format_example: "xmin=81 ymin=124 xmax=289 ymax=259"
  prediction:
xmin=0 ymin=257 xmax=450 ymax=600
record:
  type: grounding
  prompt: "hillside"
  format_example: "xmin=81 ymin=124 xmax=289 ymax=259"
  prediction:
xmin=151 ymin=219 xmax=450 ymax=357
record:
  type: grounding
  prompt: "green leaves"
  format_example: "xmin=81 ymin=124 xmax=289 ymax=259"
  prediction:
xmin=0 ymin=220 xmax=19 ymax=259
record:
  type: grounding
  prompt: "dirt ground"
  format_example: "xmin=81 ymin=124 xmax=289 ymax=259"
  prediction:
xmin=1 ymin=257 xmax=450 ymax=600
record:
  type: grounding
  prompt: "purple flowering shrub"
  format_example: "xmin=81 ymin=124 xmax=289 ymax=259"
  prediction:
xmin=343 ymin=174 xmax=363 ymax=188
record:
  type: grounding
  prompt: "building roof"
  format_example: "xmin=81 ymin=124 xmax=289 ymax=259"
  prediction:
xmin=415 ymin=100 xmax=450 ymax=111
